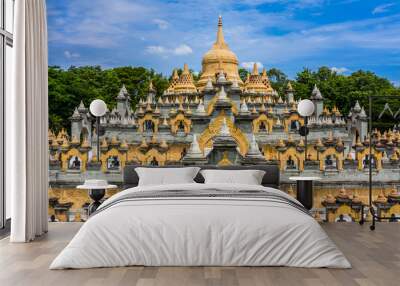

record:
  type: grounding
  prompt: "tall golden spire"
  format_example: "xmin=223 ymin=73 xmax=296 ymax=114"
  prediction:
xmin=183 ymin=63 xmax=190 ymax=74
xmin=172 ymin=69 xmax=179 ymax=80
xmin=198 ymin=16 xmax=243 ymax=89
xmin=252 ymin=62 xmax=259 ymax=75
xmin=215 ymin=15 xmax=227 ymax=48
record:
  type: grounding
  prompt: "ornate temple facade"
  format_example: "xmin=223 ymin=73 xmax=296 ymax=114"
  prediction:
xmin=48 ymin=17 xmax=400 ymax=222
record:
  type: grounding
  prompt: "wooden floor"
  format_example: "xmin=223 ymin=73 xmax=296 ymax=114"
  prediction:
xmin=0 ymin=223 xmax=399 ymax=286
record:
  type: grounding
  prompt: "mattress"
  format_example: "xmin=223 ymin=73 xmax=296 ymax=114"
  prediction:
xmin=50 ymin=183 xmax=351 ymax=269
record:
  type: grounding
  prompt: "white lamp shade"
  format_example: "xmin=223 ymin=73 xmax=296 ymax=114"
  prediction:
xmin=297 ymin=99 xmax=315 ymax=117
xmin=89 ymin=99 xmax=107 ymax=117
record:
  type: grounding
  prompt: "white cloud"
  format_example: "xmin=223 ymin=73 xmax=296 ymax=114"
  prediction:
xmin=392 ymin=80 xmax=400 ymax=87
xmin=241 ymin=61 xmax=264 ymax=70
xmin=229 ymin=14 xmax=400 ymax=69
xmin=234 ymin=0 xmax=324 ymax=8
xmin=330 ymin=67 xmax=349 ymax=74
xmin=145 ymin=44 xmax=193 ymax=56
xmin=291 ymin=0 xmax=325 ymax=9
xmin=372 ymin=3 xmax=395 ymax=15
xmin=64 ymin=50 xmax=80 ymax=59
xmin=47 ymin=0 xmax=400 ymax=82
xmin=173 ymin=44 xmax=193 ymax=55
xmin=145 ymin=45 xmax=167 ymax=55
xmin=48 ymin=0 xmax=154 ymax=48
xmin=153 ymin=19 xmax=169 ymax=30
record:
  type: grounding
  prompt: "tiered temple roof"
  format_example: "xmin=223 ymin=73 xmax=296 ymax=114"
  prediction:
xmin=243 ymin=63 xmax=274 ymax=94
xmin=165 ymin=64 xmax=198 ymax=95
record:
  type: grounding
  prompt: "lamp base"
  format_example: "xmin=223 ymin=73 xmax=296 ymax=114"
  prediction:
xmin=296 ymin=181 xmax=313 ymax=210
xmin=88 ymin=189 xmax=105 ymax=215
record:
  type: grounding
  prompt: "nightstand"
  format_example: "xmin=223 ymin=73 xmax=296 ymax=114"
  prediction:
xmin=289 ymin=176 xmax=321 ymax=210
xmin=77 ymin=180 xmax=117 ymax=215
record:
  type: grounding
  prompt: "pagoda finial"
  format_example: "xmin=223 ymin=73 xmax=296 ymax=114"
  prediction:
xmin=252 ymin=62 xmax=259 ymax=75
xmin=240 ymin=99 xmax=249 ymax=114
xmin=215 ymin=15 xmax=226 ymax=47
xmin=71 ymin=107 xmax=82 ymax=120
xmin=78 ymin=100 xmax=86 ymax=111
xmin=149 ymin=80 xmax=155 ymax=92
xmin=205 ymin=77 xmax=213 ymax=91
xmin=217 ymin=85 xmax=228 ymax=101
xmin=117 ymin=85 xmax=128 ymax=100
xmin=219 ymin=118 xmax=230 ymax=136
xmin=249 ymin=134 xmax=260 ymax=152
xmin=196 ymin=100 xmax=206 ymax=115
xmin=183 ymin=63 xmax=190 ymax=74
xmin=262 ymin=68 xmax=267 ymax=77
xmin=311 ymin=84 xmax=323 ymax=100
xmin=121 ymin=84 xmax=128 ymax=94
xmin=172 ymin=69 xmax=179 ymax=80
xmin=287 ymin=82 xmax=293 ymax=91
xmin=189 ymin=134 xmax=202 ymax=155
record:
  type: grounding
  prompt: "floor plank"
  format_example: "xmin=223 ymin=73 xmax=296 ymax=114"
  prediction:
xmin=0 ymin=222 xmax=399 ymax=286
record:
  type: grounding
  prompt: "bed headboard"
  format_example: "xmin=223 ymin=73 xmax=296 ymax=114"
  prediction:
xmin=123 ymin=165 xmax=280 ymax=190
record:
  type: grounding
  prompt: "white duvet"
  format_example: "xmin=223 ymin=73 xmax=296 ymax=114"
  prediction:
xmin=50 ymin=183 xmax=351 ymax=269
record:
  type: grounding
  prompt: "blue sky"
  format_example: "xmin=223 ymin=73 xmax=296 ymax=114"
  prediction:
xmin=47 ymin=0 xmax=400 ymax=85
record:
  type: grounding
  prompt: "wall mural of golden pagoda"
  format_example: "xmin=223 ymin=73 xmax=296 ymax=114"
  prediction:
xmin=48 ymin=17 xmax=400 ymax=223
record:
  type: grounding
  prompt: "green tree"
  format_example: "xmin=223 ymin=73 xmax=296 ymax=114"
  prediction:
xmin=48 ymin=65 xmax=400 ymax=133
xmin=293 ymin=67 xmax=400 ymax=130
xmin=48 ymin=66 xmax=169 ymax=132
xmin=267 ymin=68 xmax=288 ymax=95
xmin=238 ymin=68 xmax=249 ymax=82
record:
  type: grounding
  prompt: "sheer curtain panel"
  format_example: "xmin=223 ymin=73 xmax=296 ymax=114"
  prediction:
xmin=8 ymin=0 xmax=48 ymax=242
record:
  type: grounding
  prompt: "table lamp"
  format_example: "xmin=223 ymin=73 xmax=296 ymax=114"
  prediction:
xmin=297 ymin=99 xmax=315 ymax=162
xmin=89 ymin=99 xmax=107 ymax=161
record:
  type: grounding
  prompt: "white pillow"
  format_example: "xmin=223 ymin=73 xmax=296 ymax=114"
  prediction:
xmin=200 ymin=169 xmax=265 ymax=185
xmin=136 ymin=167 xmax=201 ymax=186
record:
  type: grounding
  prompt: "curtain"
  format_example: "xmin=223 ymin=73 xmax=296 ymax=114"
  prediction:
xmin=8 ymin=0 xmax=48 ymax=242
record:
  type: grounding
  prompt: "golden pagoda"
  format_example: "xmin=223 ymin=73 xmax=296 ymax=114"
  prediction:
xmin=197 ymin=16 xmax=243 ymax=89
xmin=166 ymin=69 xmax=179 ymax=93
xmin=244 ymin=63 xmax=274 ymax=94
xmin=169 ymin=63 xmax=198 ymax=94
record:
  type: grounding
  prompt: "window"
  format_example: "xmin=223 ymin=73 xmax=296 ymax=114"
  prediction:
xmin=290 ymin=120 xmax=299 ymax=132
xmin=144 ymin=120 xmax=154 ymax=132
xmin=259 ymin=121 xmax=267 ymax=133
xmin=0 ymin=0 xmax=14 ymax=230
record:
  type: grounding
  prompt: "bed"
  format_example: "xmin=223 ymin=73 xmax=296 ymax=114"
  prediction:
xmin=50 ymin=165 xmax=351 ymax=269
